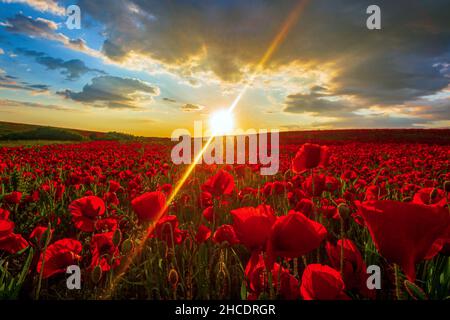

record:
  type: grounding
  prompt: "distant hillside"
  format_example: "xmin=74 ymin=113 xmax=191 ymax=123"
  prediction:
xmin=0 ymin=121 xmax=142 ymax=142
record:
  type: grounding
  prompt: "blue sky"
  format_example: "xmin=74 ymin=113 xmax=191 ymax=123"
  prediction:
xmin=0 ymin=0 xmax=448 ymax=137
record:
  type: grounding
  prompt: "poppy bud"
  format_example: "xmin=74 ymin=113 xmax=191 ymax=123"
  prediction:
xmin=168 ymin=268 xmax=179 ymax=288
xmin=112 ymin=229 xmax=122 ymax=247
xmin=91 ymin=265 xmax=102 ymax=284
xmin=337 ymin=203 xmax=350 ymax=219
xmin=443 ymin=181 xmax=450 ymax=193
xmin=121 ymin=238 xmax=133 ymax=255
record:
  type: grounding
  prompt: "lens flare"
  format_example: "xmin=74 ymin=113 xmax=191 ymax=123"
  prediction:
xmin=100 ymin=0 xmax=309 ymax=299
xmin=209 ymin=109 xmax=234 ymax=136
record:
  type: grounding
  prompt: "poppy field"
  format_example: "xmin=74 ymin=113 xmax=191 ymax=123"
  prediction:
xmin=0 ymin=130 xmax=449 ymax=300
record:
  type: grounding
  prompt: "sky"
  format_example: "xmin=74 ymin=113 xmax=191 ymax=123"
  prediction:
xmin=0 ymin=0 xmax=448 ymax=137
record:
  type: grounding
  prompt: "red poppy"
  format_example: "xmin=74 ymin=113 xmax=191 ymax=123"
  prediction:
xmin=202 ymin=206 xmax=216 ymax=222
xmin=213 ymin=224 xmax=239 ymax=245
xmin=89 ymin=232 xmax=120 ymax=272
xmin=131 ymin=191 xmax=167 ymax=223
xmin=292 ymin=143 xmax=329 ymax=174
xmin=153 ymin=215 xmax=185 ymax=246
xmin=300 ymin=264 xmax=349 ymax=300
xmin=231 ymin=205 xmax=276 ymax=251
xmin=267 ymin=211 xmax=327 ymax=265
xmin=3 ymin=191 xmax=22 ymax=204
xmin=108 ymin=180 xmax=121 ymax=192
xmin=29 ymin=226 xmax=52 ymax=244
xmin=0 ymin=208 xmax=10 ymax=220
xmin=69 ymin=196 xmax=106 ymax=232
xmin=199 ymin=191 xmax=213 ymax=209
xmin=201 ymin=169 xmax=235 ymax=197
xmin=0 ymin=219 xmax=28 ymax=253
xmin=95 ymin=218 xmax=118 ymax=233
xmin=245 ymin=252 xmax=299 ymax=300
xmin=37 ymin=238 xmax=82 ymax=279
xmin=302 ymin=174 xmax=326 ymax=197
xmin=195 ymin=224 xmax=211 ymax=243
xmin=357 ymin=200 xmax=450 ymax=280
xmin=326 ymin=239 xmax=372 ymax=297
xmin=413 ymin=188 xmax=448 ymax=207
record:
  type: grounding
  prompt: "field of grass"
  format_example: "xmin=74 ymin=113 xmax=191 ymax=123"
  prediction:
xmin=0 ymin=140 xmax=79 ymax=148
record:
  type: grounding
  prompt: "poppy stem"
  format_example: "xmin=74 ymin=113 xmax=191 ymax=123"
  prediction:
xmin=394 ymin=264 xmax=401 ymax=300
xmin=340 ymin=219 xmax=345 ymax=278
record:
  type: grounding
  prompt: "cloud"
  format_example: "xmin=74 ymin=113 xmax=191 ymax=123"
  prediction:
xmin=1 ymin=0 xmax=66 ymax=16
xmin=0 ymin=48 xmax=4 ymax=54
xmin=57 ymin=75 xmax=159 ymax=109
xmin=1 ymin=14 xmax=99 ymax=55
xmin=163 ymin=97 xmax=177 ymax=103
xmin=17 ymin=48 xmax=105 ymax=80
xmin=77 ymin=0 xmax=449 ymax=105
xmin=283 ymin=86 xmax=355 ymax=116
xmin=181 ymin=103 xmax=204 ymax=112
xmin=0 ymin=70 xmax=50 ymax=93
xmin=0 ymin=98 xmax=67 ymax=110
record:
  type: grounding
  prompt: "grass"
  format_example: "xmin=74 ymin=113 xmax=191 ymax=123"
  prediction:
xmin=0 ymin=140 xmax=79 ymax=147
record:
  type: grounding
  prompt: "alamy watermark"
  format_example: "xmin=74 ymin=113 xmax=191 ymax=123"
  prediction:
xmin=66 ymin=5 xmax=81 ymax=30
xmin=170 ymin=121 xmax=280 ymax=175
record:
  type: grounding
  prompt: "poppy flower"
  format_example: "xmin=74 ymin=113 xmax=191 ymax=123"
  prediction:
xmin=300 ymin=264 xmax=349 ymax=300
xmin=202 ymin=206 xmax=216 ymax=222
xmin=89 ymin=232 xmax=120 ymax=272
xmin=131 ymin=191 xmax=167 ymax=223
xmin=195 ymin=224 xmax=211 ymax=243
xmin=0 ymin=219 xmax=28 ymax=253
xmin=413 ymin=188 xmax=447 ymax=207
xmin=231 ymin=205 xmax=276 ymax=251
xmin=29 ymin=225 xmax=52 ymax=245
xmin=199 ymin=191 xmax=213 ymax=209
xmin=104 ymin=191 xmax=119 ymax=206
xmin=69 ymin=196 xmax=106 ymax=232
xmin=3 ymin=191 xmax=22 ymax=204
xmin=267 ymin=211 xmax=327 ymax=265
xmin=302 ymin=174 xmax=326 ymax=197
xmin=357 ymin=200 xmax=450 ymax=281
xmin=37 ymin=238 xmax=82 ymax=279
xmin=326 ymin=239 xmax=372 ymax=296
xmin=292 ymin=143 xmax=329 ymax=174
xmin=213 ymin=224 xmax=239 ymax=245
xmin=295 ymin=198 xmax=314 ymax=217
xmin=153 ymin=215 xmax=185 ymax=246
xmin=245 ymin=252 xmax=299 ymax=300
xmin=201 ymin=169 xmax=235 ymax=197
xmin=95 ymin=218 xmax=118 ymax=232
xmin=0 ymin=208 xmax=10 ymax=220
xmin=108 ymin=180 xmax=121 ymax=193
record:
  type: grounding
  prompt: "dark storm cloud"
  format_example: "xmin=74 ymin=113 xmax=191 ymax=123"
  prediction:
xmin=283 ymin=87 xmax=355 ymax=116
xmin=16 ymin=48 xmax=105 ymax=80
xmin=77 ymin=0 xmax=450 ymax=102
xmin=57 ymin=75 xmax=159 ymax=109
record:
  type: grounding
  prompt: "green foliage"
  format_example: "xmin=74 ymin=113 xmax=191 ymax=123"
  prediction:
xmin=92 ymin=131 xmax=138 ymax=141
xmin=0 ymin=247 xmax=34 ymax=299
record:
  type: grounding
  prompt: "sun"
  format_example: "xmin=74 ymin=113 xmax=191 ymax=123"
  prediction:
xmin=209 ymin=109 xmax=234 ymax=136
